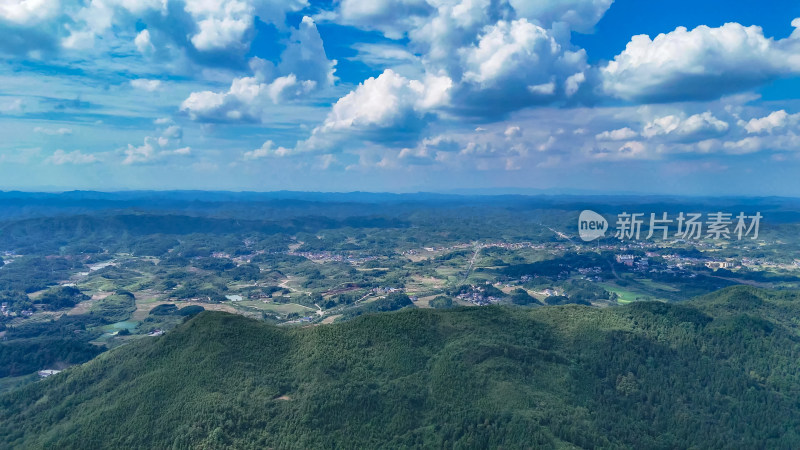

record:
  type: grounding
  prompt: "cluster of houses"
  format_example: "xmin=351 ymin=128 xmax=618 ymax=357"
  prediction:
xmin=248 ymin=291 xmax=273 ymax=300
xmin=615 ymin=254 xmax=636 ymax=266
xmin=38 ymin=369 xmax=61 ymax=378
xmin=617 ymin=252 xmax=743 ymax=273
xmin=284 ymin=316 xmax=314 ymax=324
xmin=402 ymin=243 xmax=471 ymax=256
xmin=404 ymin=241 xmax=550 ymax=257
xmin=213 ymin=248 xmax=383 ymax=267
xmin=613 ymin=250 xmax=745 ymax=273
xmin=372 ymin=287 xmax=401 ymax=295
xmin=739 ymin=256 xmax=797 ymax=271
xmin=598 ymin=241 xmax=658 ymax=252
xmin=483 ymin=241 xmax=548 ymax=251
xmin=614 ymin=254 xmax=651 ymax=271
xmin=577 ymin=267 xmax=603 ymax=275
xmin=456 ymin=287 xmax=502 ymax=306
xmin=657 ymin=253 xmax=740 ymax=271
xmin=535 ymin=288 xmax=558 ymax=297
xmin=1 ymin=303 xmax=33 ymax=318
xmin=285 ymin=250 xmax=378 ymax=265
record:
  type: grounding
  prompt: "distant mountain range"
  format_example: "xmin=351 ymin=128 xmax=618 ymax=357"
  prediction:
xmin=1 ymin=190 xmax=799 ymax=222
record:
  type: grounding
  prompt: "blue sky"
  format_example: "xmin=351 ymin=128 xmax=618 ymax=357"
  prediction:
xmin=2 ymin=0 xmax=800 ymax=194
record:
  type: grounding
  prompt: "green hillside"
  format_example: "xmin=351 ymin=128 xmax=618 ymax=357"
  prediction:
xmin=2 ymin=286 xmax=800 ymax=448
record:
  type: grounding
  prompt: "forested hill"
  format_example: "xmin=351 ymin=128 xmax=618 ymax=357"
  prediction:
xmin=3 ymin=286 xmax=800 ymax=448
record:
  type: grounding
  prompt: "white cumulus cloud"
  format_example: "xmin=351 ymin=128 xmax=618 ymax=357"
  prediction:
xmin=185 ymin=0 xmax=254 ymax=52
xmin=181 ymin=17 xmax=336 ymax=122
xmin=134 ymin=29 xmax=154 ymax=54
xmin=451 ymin=18 xmax=589 ymax=114
xmin=319 ymin=69 xmax=450 ymax=132
xmin=46 ymin=149 xmax=98 ymax=165
xmin=183 ymin=0 xmax=309 ymax=52
xmin=294 ymin=69 xmax=452 ymax=154
xmin=123 ymin=137 xmax=157 ymax=164
xmin=642 ymin=112 xmax=729 ymax=140
xmin=130 ymin=79 xmax=162 ymax=91
xmin=0 ymin=0 xmax=60 ymax=25
xmin=243 ymin=140 xmax=291 ymax=159
xmin=743 ymin=110 xmax=800 ymax=133
xmin=596 ymin=127 xmax=637 ymax=141
xmin=602 ymin=20 xmax=800 ymax=102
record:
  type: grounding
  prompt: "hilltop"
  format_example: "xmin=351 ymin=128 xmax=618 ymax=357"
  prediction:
xmin=2 ymin=286 xmax=800 ymax=448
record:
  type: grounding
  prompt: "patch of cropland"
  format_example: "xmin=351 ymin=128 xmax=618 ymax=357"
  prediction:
xmin=2 ymin=286 xmax=800 ymax=448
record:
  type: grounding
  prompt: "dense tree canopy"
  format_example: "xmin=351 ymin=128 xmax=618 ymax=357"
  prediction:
xmin=3 ymin=286 xmax=800 ymax=448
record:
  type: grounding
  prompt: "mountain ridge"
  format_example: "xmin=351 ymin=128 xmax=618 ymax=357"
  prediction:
xmin=2 ymin=286 xmax=800 ymax=448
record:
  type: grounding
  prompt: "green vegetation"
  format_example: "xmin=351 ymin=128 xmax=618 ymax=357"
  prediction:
xmin=177 ymin=305 xmax=205 ymax=316
xmin=429 ymin=295 xmax=454 ymax=309
xmin=90 ymin=291 xmax=136 ymax=323
xmin=343 ymin=292 xmax=414 ymax=319
xmin=2 ymin=193 xmax=800 ymax=446
xmin=150 ymin=303 xmax=178 ymax=316
xmin=34 ymin=286 xmax=90 ymax=311
xmin=509 ymin=288 xmax=541 ymax=306
xmin=0 ymin=257 xmax=82 ymax=293
xmin=0 ymin=339 xmax=102 ymax=378
xmin=2 ymin=286 xmax=800 ymax=448
xmin=0 ymin=315 xmax=104 ymax=377
xmin=544 ymin=295 xmax=589 ymax=306
xmin=0 ymin=373 xmax=37 ymax=395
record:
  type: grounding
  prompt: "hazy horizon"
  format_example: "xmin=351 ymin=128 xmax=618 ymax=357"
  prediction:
xmin=2 ymin=188 xmax=800 ymax=200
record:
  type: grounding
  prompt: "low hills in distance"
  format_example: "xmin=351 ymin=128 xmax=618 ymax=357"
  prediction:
xmin=2 ymin=286 xmax=800 ymax=449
